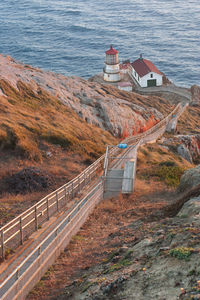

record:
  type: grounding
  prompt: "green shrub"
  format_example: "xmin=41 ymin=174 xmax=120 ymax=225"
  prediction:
xmin=159 ymin=161 xmax=175 ymax=167
xmin=139 ymin=164 xmax=184 ymax=187
xmin=169 ymin=247 xmax=194 ymax=260
xmin=156 ymin=165 xmax=184 ymax=187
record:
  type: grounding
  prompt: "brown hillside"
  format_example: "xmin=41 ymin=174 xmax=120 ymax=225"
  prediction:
xmin=0 ymin=79 xmax=117 ymax=224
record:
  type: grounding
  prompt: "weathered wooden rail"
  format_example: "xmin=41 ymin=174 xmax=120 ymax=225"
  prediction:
xmin=0 ymin=152 xmax=105 ymax=259
xmin=0 ymin=102 xmax=184 ymax=300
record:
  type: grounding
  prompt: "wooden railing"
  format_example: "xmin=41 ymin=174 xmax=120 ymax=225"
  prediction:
xmin=0 ymin=102 xmax=185 ymax=300
xmin=0 ymin=102 xmax=182 ymax=260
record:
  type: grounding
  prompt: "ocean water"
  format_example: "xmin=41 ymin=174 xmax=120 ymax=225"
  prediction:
xmin=0 ymin=0 xmax=199 ymax=87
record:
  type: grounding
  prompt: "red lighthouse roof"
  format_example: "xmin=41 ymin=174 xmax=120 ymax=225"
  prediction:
xmin=105 ymin=45 xmax=118 ymax=55
xmin=131 ymin=55 xmax=162 ymax=77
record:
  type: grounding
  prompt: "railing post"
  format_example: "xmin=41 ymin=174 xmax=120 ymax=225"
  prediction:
xmin=84 ymin=172 xmax=86 ymax=186
xmin=85 ymin=172 xmax=88 ymax=185
xmin=1 ymin=230 xmax=4 ymax=260
xmin=78 ymin=177 xmax=81 ymax=193
xmin=65 ymin=187 xmax=67 ymax=205
xmin=89 ymin=170 xmax=91 ymax=182
xmin=35 ymin=206 xmax=38 ymax=231
xmin=19 ymin=217 xmax=23 ymax=245
xmin=16 ymin=269 xmax=19 ymax=280
xmin=46 ymin=197 xmax=49 ymax=220
xmin=56 ymin=191 xmax=59 ymax=212
xmin=71 ymin=182 xmax=74 ymax=199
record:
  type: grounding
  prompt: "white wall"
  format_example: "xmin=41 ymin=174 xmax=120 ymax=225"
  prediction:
xmin=118 ymin=85 xmax=132 ymax=92
xmin=104 ymin=63 xmax=120 ymax=82
xmin=104 ymin=72 xmax=120 ymax=82
xmin=104 ymin=63 xmax=120 ymax=73
xmin=131 ymin=67 xmax=163 ymax=87
xmin=140 ymin=72 xmax=163 ymax=87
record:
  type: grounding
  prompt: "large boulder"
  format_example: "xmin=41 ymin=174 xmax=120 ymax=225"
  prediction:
xmin=176 ymin=135 xmax=200 ymax=164
xmin=178 ymin=165 xmax=200 ymax=192
xmin=177 ymin=196 xmax=200 ymax=225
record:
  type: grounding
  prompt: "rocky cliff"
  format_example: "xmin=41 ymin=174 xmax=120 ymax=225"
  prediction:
xmin=160 ymin=134 xmax=200 ymax=164
xmin=0 ymin=54 xmax=171 ymax=138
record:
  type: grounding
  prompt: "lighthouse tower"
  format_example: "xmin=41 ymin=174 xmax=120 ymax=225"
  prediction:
xmin=103 ymin=45 xmax=120 ymax=82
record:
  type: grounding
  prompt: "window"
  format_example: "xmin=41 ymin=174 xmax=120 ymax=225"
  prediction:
xmin=150 ymin=73 xmax=153 ymax=78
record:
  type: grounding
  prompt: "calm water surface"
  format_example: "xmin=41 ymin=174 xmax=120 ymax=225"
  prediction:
xmin=0 ymin=0 xmax=199 ymax=87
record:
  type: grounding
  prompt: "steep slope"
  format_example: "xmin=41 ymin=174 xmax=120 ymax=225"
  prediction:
xmin=0 ymin=79 xmax=116 ymax=224
xmin=26 ymin=144 xmax=200 ymax=300
xmin=0 ymin=79 xmax=116 ymax=161
xmin=0 ymin=54 xmax=173 ymax=138
xmin=0 ymin=53 xmax=174 ymax=225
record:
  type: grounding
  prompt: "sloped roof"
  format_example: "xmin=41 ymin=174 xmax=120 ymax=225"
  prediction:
xmin=131 ymin=57 xmax=162 ymax=77
xmin=118 ymin=81 xmax=132 ymax=87
xmin=106 ymin=45 xmax=118 ymax=55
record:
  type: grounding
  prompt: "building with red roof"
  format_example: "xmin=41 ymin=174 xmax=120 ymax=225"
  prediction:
xmin=130 ymin=54 xmax=163 ymax=87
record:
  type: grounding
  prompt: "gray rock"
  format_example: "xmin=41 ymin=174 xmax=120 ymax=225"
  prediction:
xmin=0 ymin=54 xmax=164 ymax=138
xmin=177 ymin=196 xmax=200 ymax=224
xmin=178 ymin=165 xmax=200 ymax=192
xmin=177 ymin=144 xmax=193 ymax=163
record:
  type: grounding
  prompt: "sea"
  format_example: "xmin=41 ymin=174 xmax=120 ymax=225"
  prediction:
xmin=0 ymin=0 xmax=199 ymax=87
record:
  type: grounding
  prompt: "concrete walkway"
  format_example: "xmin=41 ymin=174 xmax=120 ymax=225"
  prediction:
xmin=135 ymin=84 xmax=191 ymax=101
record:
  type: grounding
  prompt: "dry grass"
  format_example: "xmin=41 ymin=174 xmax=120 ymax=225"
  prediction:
xmin=0 ymin=79 xmax=117 ymax=223
xmin=137 ymin=143 xmax=193 ymax=187
xmin=26 ymin=142 xmax=197 ymax=300
xmin=177 ymin=105 xmax=200 ymax=134
xmin=0 ymin=79 xmax=116 ymax=161
xmin=26 ymin=176 xmax=177 ymax=300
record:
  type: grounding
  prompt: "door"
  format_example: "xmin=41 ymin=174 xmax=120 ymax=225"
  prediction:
xmin=147 ymin=79 xmax=157 ymax=87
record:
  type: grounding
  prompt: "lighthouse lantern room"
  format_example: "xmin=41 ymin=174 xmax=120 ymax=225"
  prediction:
xmin=103 ymin=45 xmax=121 ymax=82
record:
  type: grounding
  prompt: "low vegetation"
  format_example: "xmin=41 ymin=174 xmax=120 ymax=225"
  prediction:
xmin=137 ymin=144 xmax=192 ymax=187
xmin=0 ymin=79 xmax=116 ymax=161
xmin=169 ymin=247 xmax=194 ymax=260
xmin=0 ymin=79 xmax=117 ymax=224
xmin=177 ymin=105 xmax=200 ymax=134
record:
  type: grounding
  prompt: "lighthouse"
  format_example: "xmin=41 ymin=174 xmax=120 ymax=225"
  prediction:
xmin=103 ymin=45 xmax=120 ymax=82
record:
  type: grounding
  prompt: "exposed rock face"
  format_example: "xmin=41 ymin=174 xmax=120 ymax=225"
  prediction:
xmin=176 ymin=135 xmax=200 ymax=164
xmin=177 ymin=196 xmax=200 ymax=225
xmin=0 ymin=54 xmax=164 ymax=137
xmin=178 ymin=165 xmax=200 ymax=192
xmin=161 ymin=134 xmax=200 ymax=164
xmin=177 ymin=144 xmax=193 ymax=163
xmin=191 ymin=85 xmax=200 ymax=105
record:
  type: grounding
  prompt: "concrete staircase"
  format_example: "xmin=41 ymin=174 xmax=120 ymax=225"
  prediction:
xmin=104 ymin=169 xmax=124 ymax=198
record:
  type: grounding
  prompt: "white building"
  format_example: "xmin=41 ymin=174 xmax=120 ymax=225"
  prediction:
xmin=103 ymin=45 xmax=120 ymax=82
xmin=118 ymin=81 xmax=132 ymax=92
xmin=131 ymin=54 xmax=163 ymax=87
